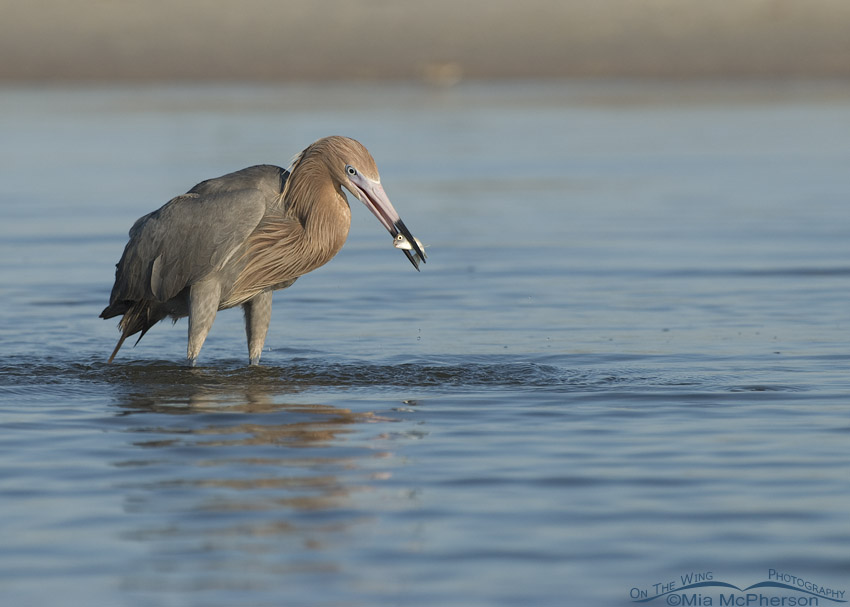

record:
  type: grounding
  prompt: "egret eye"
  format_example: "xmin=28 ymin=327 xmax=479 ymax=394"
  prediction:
xmin=346 ymin=165 xmax=358 ymax=177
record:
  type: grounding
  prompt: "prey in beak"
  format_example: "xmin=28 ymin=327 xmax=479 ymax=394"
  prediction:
xmin=344 ymin=165 xmax=427 ymax=270
xmin=391 ymin=220 xmax=427 ymax=270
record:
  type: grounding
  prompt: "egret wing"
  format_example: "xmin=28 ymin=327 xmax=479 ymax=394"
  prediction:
xmin=106 ymin=166 xmax=286 ymax=310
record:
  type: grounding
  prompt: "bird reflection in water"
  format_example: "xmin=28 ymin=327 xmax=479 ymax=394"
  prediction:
xmin=114 ymin=373 xmax=403 ymax=589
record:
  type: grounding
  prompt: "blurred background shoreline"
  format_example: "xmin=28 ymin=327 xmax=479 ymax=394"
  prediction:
xmin=2 ymin=0 xmax=849 ymax=84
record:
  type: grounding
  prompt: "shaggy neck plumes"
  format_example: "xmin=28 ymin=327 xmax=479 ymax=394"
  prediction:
xmin=224 ymin=150 xmax=352 ymax=307
xmin=286 ymin=154 xmax=351 ymax=260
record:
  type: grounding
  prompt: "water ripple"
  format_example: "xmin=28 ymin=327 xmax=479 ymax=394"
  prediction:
xmin=0 ymin=354 xmax=816 ymax=399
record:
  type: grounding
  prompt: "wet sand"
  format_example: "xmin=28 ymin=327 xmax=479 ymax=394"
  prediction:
xmin=2 ymin=0 xmax=850 ymax=82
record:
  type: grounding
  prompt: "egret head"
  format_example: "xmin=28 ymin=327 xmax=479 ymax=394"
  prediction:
xmin=295 ymin=136 xmax=426 ymax=270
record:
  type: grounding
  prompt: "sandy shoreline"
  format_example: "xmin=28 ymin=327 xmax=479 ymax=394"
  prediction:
xmin=2 ymin=0 xmax=850 ymax=82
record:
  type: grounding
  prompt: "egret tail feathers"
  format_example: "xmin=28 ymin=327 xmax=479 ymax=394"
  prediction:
xmin=105 ymin=301 xmax=160 ymax=363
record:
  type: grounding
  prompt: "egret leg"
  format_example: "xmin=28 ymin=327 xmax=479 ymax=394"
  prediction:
xmin=243 ymin=290 xmax=273 ymax=365
xmin=187 ymin=280 xmax=222 ymax=366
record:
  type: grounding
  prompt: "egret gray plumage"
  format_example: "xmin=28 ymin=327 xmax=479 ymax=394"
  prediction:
xmin=100 ymin=136 xmax=425 ymax=365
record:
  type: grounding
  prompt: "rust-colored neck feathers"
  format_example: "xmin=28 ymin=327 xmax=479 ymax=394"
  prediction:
xmin=284 ymin=136 xmax=377 ymax=215
xmin=226 ymin=137 xmax=374 ymax=306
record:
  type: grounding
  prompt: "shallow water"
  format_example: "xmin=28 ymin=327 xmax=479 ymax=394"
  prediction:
xmin=1 ymin=81 xmax=849 ymax=606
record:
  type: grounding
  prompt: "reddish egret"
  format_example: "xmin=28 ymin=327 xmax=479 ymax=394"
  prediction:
xmin=101 ymin=136 xmax=425 ymax=365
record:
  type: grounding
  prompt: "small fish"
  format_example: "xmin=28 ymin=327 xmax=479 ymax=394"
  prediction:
xmin=393 ymin=234 xmax=426 ymax=258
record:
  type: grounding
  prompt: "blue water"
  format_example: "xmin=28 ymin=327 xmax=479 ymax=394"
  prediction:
xmin=1 ymin=82 xmax=848 ymax=606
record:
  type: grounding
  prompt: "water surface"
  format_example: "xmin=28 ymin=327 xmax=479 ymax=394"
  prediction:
xmin=1 ymin=81 xmax=848 ymax=606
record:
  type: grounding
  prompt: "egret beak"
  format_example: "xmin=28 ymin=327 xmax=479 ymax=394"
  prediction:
xmin=346 ymin=173 xmax=426 ymax=271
